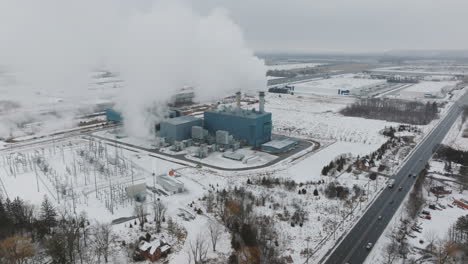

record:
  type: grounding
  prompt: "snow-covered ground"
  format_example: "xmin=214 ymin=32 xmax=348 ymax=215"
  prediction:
xmin=293 ymin=74 xmax=386 ymax=96
xmin=1 ymin=80 xmax=458 ymax=263
xmin=371 ymin=65 xmax=468 ymax=76
xmin=366 ymin=97 xmax=468 ymax=264
xmin=442 ymin=115 xmax=468 ymax=151
xmin=266 ymin=62 xmax=326 ymax=71
xmin=185 ymin=147 xmax=278 ymax=169
xmin=392 ymin=81 xmax=459 ymax=99
xmin=265 ymin=92 xmax=396 ymax=144
xmin=266 ymin=75 xmax=285 ymax=80
xmin=0 ymin=70 xmax=119 ymax=138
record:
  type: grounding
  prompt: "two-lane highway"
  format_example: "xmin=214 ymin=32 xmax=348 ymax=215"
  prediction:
xmin=323 ymin=91 xmax=468 ymax=264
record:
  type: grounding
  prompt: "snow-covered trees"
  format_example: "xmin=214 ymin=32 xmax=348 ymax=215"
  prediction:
xmin=92 ymin=222 xmax=114 ymax=263
xmin=208 ymin=220 xmax=222 ymax=251
xmin=341 ymin=98 xmax=438 ymax=125
xmin=134 ymin=203 xmax=146 ymax=229
xmin=188 ymin=233 xmax=209 ymax=264
xmin=153 ymin=200 xmax=166 ymax=233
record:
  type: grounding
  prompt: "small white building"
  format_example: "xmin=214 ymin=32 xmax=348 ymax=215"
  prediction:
xmin=157 ymin=174 xmax=184 ymax=194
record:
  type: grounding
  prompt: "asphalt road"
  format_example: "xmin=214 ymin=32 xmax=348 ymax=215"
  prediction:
xmin=323 ymin=92 xmax=468 ymax=264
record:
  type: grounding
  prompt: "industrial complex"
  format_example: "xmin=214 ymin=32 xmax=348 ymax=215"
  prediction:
xmin=105 ymin=91 xmax=299 ymax=163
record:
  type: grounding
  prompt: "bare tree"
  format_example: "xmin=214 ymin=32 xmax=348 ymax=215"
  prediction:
xmin=435 ymin=239 xmax=458 ymax=264
xmin=424 ymin=229 xmax=438 ymax=254
xmin=0 ymin=236 xmax=35 ymax=264
xmin=134 ymin=203 xmax=146 ymax=229
xmin=153 ymin=200 xmax=166 ymax=233
xmin=208 ymin=220 xmax=223 ymax=252
xmin=189 ymin=233 xmax=209 ymax=264
xmin=383 ymin=233 xmax=399 ymax=264
xmin=93 ymin=222 xmax=114 ymax=263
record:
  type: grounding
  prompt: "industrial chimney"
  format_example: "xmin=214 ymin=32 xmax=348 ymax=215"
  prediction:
xmin=259 ymin=91 xmax=265 ymax=113
xmin=236 ymin=91 xmax=241 ymax=108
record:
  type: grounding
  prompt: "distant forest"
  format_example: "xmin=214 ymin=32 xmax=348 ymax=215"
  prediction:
xmin=340 ymin=98 xmax=438 ymax=125
xmin=266 ymin=67 xmax=318 ymax=78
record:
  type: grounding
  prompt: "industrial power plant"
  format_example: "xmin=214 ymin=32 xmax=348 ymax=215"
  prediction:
xmin=105 ymin=91 xmax=299 ymax=162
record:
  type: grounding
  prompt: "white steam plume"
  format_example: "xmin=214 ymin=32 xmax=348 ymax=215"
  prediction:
xmin=0 ymin=0 xmax=266 ymax=139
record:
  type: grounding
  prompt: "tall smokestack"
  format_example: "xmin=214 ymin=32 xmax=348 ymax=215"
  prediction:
xmin=259 ymin=91 xmax=265 ymax=113
xmin=236 ymin=91 xmax=241 ymax=108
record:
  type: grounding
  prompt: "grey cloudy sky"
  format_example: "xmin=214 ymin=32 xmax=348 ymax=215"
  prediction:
xmin=192 ymin=0 xmax=468 ymax=53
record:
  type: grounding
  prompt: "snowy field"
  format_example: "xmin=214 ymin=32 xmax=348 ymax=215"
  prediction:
xmin=0 ymin=83 xmax=454 ymax=263
xmin=265 ymin=93 xmax=396 ymax=144
xmin=293 ymin=74 xmax=386 ymax=96
xmin=392 ymin=81 xmax=458 ymax=99
xmin=372 ymin=65 xmax=468 ymax=75
xmin=0 ymin=70 xmax=120 ymax=138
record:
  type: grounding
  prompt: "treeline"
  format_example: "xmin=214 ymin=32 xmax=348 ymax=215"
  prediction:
xmin=266 ymin=67 xmax=318 ymax=78
xmin=267 ymin=70 xmax=296 ymax=78
xmin=340 ymin=98 xmax=438 ymax=125
xmin=435 ymin=145 xmax=468 ymax=166
xmin=405 ymin=167 xmax=427 ymax=219
xmin=0 ymin=195 xmax=114 ymax=264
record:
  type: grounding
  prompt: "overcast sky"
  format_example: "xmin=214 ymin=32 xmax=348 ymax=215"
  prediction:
xmin=192 ymin=0 xmax=468 ymax=53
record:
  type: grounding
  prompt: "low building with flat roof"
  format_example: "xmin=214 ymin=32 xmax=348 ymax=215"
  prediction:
xmin=157 ymin=174 xmax=184 ymax=194
xmin=261 ymin=137 xmax=298 ymax=153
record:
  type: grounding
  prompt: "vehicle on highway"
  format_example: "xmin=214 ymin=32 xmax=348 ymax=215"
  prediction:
xmin=398 ymin=186 xmax=403 ymax=191
xmin=387 ymin=179 xmax=395 ymax=188
xmin=366 ymin=242 xmax=373 ymax=250
xmin=408 ymin=173 xmax=412 ymax=178
xmin=390 ymin=200 xmax=394 ymax=204
xmin=378 ymin=215 xmax=382 ymax=220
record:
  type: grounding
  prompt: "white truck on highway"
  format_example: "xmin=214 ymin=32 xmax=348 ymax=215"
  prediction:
xmin=387 ymin=179 xmax=395 ymax=188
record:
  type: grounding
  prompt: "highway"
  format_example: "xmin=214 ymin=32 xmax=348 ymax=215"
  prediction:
xmin=323 ymin=91 xmax=468 ymax=264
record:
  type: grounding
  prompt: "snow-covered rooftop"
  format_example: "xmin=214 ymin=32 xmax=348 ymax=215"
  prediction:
xmin=261 ymin=137 xmax=298 ymax=149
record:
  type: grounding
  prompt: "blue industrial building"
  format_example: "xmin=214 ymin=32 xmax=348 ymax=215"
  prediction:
xmin=105 ymin=108 xmax=123 ymax=122
xmin=204 ymin=108 xmax=272 ymax=147
xmin=160 ymin=115 xmax=202 ymax=142
xmin=204 ymin=92 xmax=271 ymax=147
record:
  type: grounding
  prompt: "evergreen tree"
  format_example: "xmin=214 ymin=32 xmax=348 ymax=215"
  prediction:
xmin=40 ymin=196 xmax=57 ymax=235
xmin=0 ymin=197 xmax=13 ymax=238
